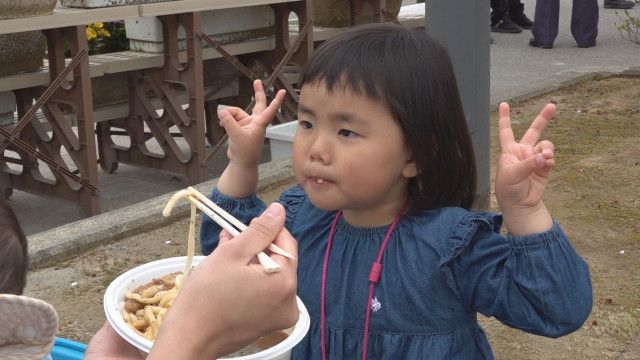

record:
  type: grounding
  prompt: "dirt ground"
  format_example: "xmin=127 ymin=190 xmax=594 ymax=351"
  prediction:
xmin=25 ymin=75 xmax=640 ymax=359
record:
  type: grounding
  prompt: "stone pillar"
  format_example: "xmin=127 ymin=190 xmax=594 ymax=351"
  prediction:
xmin=426 ymin=0 xmax=491 ymax=209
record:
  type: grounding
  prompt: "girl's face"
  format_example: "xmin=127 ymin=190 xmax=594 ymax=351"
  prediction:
xmin=293 ymin=82 xmax=417 ymax=227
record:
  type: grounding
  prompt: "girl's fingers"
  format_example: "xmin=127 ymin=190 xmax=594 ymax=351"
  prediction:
xmin=533 ymin=140 xmax=555 ymax=159
xmin=498 ymin=102 xmax=516 ymax=152
xmin=218 ymin=110 xmax=243 ymax=138
xmin=506 ymin=153 xmax=547 ymax=183
xmin=252 ymin=80 xmax=267 ymax=115
xmin=255 ymin=89 xmax=287 ymax=128
xmin=223 ymin=107 xmax=250 ymax=121
xmin=520 ymin=103 xmax=556 ymax=147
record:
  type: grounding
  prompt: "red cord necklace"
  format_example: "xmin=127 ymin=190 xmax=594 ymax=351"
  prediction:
xmin=320 ymin=205 xmax=406 ymax=360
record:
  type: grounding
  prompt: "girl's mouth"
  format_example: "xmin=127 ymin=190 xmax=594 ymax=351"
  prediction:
xmin=310 ymin=176 xmax=331 ymax=185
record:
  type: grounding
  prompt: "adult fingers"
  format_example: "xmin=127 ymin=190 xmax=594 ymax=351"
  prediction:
xmin=218 ymin=229 xmax=234 ymax=245
xmin=230 ymin=203 xmax=287 ymax=261
xmin=252 ymin=79 xmax=267 ymax=115
xmin=268 ymin=223 xmax=298 ymax=264
xmin=498 ymin=102 xmax=516 ymax=152
xmin=520 ymin=103 xmax=556 ymax=147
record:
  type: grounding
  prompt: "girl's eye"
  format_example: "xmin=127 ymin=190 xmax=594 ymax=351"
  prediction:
xmin=338 ymin=129 xmax=358 ymax=138
xmin=298 ymin=120 xmax=312 ymax=129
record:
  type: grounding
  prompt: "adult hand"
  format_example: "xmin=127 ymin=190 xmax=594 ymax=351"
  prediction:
xmin=220 ymin=79 xmax=286 ymax=168
xmin=495 ymin=102 xmax=555 ymax=235
xmin=84 ymin=322 xmax=145 ymax=360
xmin=148 ymin=202 xmax=298 ymax=360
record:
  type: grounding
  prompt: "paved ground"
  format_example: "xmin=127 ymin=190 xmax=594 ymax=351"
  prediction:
xmin=9 ymin=0 xmax=640 ymax=237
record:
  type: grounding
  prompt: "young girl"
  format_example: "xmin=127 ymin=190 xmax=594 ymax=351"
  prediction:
xmin=200 ymin=23 xmax=592 ymax=359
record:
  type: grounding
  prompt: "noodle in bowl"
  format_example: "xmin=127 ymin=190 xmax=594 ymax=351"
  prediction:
xmin=103 ymin=256 xmax=310 ymax=359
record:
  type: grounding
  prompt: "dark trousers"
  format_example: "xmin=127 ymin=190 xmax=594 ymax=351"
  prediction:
xmin=532 ymin=0 xmax=599 ymax=46
xmin=491 ymin=0 xmax=525 ymax=19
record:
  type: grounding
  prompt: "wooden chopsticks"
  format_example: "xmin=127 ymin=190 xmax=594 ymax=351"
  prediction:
xmin=163 ymin=187 xmax=296 ymax=273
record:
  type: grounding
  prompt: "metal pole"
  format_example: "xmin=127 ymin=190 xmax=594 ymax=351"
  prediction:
xmin=426 ymin=0 xmax=491 ymax=209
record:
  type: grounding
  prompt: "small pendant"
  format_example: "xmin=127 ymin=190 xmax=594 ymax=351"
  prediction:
xmin=371 ymin=297 xmax=382 ymax=312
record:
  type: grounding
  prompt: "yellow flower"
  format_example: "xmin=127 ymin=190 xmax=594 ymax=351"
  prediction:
xmin=98 ymin=28 xmax=111 ymax=37
xmin=86 ymin=27 xmax=97 ymax=40
xmin=94 ymin=22 xmax=104 ymax=29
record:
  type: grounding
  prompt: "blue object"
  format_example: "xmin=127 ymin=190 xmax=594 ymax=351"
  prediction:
xmin=50 ymin=337 xmax=87 ymax=360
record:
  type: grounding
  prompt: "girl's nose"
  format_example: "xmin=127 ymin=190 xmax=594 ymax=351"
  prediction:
xmin=308 ymin=135 xmax=331 ymax=164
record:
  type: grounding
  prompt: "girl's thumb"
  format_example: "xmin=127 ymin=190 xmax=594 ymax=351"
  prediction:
xmin=510 ymin=154 xmax=545 ymax=182
xmin=218 ymin=110 xmax=240 ymax=135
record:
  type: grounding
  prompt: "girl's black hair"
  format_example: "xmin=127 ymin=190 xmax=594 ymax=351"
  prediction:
xmin=0 ymin=198 xmax=28 ymax=295
xmin=300 ymin=23 xmax=477 ymax=211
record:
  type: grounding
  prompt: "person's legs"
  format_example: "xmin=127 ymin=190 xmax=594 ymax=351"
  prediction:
xmin=491 ymin=0 xmax=523 ymax=33
xmin=491 ymin=0 xmax=509 ymax=17
xmin=508 ymin=0 xmax=534 ymax=29
xmin=571 ymin=0 xmax=599 ymax=47
xmin=531 ymin=0 xmax=559 ymax=47
xmin=603 ymin=0 xmax=635 ymax=9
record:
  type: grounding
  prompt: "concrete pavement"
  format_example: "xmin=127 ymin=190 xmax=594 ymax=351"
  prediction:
xmin=10 ymin=0 xmax=640 ymax=260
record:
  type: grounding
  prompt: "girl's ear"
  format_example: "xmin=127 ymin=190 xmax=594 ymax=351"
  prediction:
xmin=402 ymin=158 xmax=418 ymax=178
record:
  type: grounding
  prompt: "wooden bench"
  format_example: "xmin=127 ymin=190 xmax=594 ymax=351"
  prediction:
xmin=0 ymin=0 xmax=311 ymax=216
xmin=0 ymin=0 xmax=424 ymax=216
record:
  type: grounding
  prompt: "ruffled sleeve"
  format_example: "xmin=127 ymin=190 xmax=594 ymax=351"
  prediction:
xmin=278 ymin=186 xmax=306 ymax=229
xmin=199 ymin=188 xmax=266 ymax=255
xmin=440 ymin=212 xmax=593 ymax=338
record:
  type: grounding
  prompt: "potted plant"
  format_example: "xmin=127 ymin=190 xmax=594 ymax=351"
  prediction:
xmin=0 ymin=0 xmax=57 ymax=126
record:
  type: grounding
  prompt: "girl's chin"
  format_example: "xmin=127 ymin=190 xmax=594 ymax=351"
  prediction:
xmin=305 ymin=193 xmax=341 ymax=212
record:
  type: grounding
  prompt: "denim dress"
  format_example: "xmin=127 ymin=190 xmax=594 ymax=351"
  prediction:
xmin=200 ymin=186 xmax=593 ymax=360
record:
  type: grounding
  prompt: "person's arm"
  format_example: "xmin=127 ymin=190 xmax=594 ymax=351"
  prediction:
xmin=84 ymin=323 xmax=147 ymax=360
xmin=443 ymin=213 xmax=592 ymax=338
xmin=216 ymin=80 xmax=286 ymax=198
xmin=494 ymin=102 xmax=555 ymax=235
xmin=85 ymin=203 xmax=298 ymax=360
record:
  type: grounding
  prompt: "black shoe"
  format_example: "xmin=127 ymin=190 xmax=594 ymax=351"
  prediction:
xmin=529 ymin=38 xmax=553 ymax=49
xmin=577 ymin=40 xmax=596 ymax=48
xmin=509 ymin=4 xmax=534 ymax=29
xmin=491 ymin=16 xmax=523 ymax=33
xmin=604 ymin=0 xmax=635 ymax=9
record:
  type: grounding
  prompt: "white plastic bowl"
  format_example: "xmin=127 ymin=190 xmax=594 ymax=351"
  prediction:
xmin=104 ymin=256 xmax=310 ymax=359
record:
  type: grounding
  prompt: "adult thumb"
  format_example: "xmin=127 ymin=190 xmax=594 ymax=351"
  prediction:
xmin=234 ymin=203 xmax=286 ymax=259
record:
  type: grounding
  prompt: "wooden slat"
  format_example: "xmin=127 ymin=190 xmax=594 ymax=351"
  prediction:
xmin=139 ymin=0 xmax=303 ymax=17
xmin=0 ymin=11 xmax=423 ymax=92
xmin=92 ymin=81 xmax=238 ymax=123
xmin=0 ymin=5 xmax=140 ymax=35
xmin=0 ymin=38 xmax=274 ymax=92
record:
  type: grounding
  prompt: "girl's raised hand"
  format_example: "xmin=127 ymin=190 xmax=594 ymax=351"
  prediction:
xmin=219 ymin=79 xmax=286 ymax=167
xmin=495 ymin=102 xmax=555 ymax=234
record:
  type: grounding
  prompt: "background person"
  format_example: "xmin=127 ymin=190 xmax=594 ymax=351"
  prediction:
xmin=530 ymin=0 xmax=598 ymax=48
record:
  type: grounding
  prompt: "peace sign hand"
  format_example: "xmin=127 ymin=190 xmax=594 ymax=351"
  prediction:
xmin=219 ymin=79 xmax=286 ymax=167
xmin=495 ymin=102 xmax=555 ymax=235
